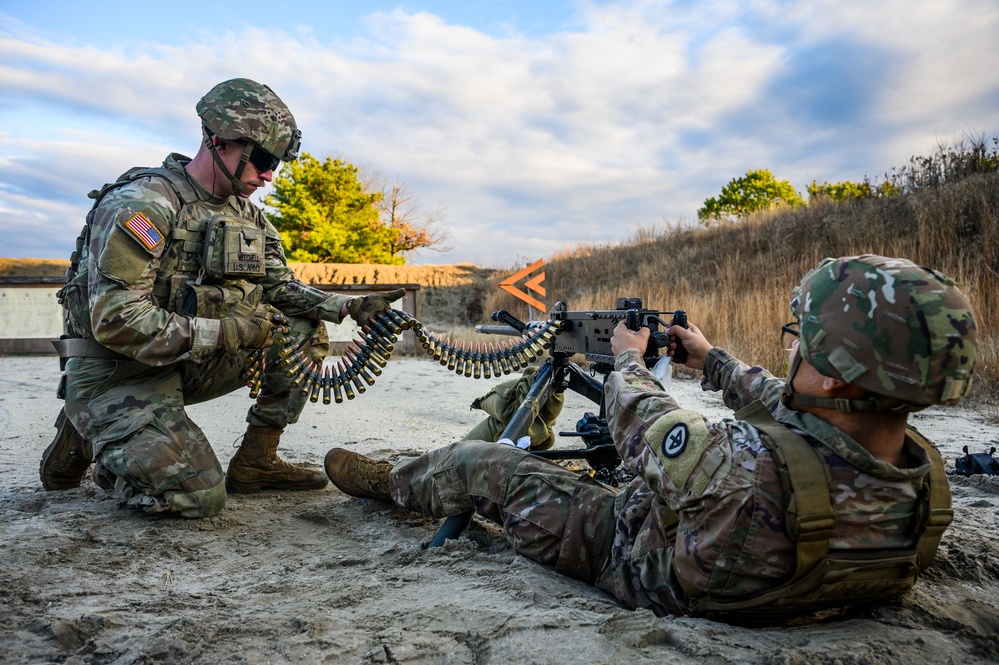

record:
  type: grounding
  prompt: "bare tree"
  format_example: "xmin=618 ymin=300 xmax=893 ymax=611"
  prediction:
xmin=363 ymin=169 xmax=451 ymax=260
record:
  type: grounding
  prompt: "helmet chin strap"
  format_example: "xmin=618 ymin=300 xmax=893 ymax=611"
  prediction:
xmin=779 ymin=352 xmax=919 ymax=413
xmin=203 ymin=129 xmax=254 ymax=197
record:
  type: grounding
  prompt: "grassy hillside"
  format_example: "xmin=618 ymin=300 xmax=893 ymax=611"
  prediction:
xmin=484 ymin=158 xmax=998 ymax=400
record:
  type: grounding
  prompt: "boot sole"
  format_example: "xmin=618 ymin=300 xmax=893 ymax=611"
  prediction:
xmin=39 ymin=411 xmax=91 ymax=491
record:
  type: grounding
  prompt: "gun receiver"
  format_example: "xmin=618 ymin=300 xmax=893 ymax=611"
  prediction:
xmin=476 ymin=297 xmax=687 ymax=372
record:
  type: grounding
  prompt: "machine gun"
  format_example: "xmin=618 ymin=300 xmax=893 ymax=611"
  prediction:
xmin=427 ymin=298 xmax=687 ymax=547
xmin=477 ymin=297 xmax=688 ymax=371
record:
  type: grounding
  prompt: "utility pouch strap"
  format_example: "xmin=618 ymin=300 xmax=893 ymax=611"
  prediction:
xmin=734 ymin=400 xmax=835 ymax=581
xmin=904 ymin=427 xmax=953 ymax=570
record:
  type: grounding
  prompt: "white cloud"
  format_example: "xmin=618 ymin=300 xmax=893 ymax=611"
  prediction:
xmin=1 ymin=1 xmax=997 ymax=266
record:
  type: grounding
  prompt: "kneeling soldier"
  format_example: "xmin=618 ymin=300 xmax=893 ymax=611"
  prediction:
xmin=41 ymin=77 xmax=402 ymax=517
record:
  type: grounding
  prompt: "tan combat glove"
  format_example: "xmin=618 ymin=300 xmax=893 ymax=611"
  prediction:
xmin=346 ymin=289 xmax=406 ymax=326
xmin=219 ymin=302 xmax=290 ymax=355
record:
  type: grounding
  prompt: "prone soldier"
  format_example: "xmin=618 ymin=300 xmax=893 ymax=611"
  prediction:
xmin=324 ymin=255 xmax=977 ymax=620
xmin=40 ymin=78 xmax=403 ymax=518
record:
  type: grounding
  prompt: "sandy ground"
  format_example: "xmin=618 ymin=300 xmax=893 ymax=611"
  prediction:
xmin=1 ymin=353 xmax=998 ymax=665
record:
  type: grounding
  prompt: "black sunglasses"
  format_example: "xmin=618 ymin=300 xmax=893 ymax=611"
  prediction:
xmin=781 ymin=320 xmax=800 ymax=350
xmin=244 ymin=143 xmax=281 ymax=173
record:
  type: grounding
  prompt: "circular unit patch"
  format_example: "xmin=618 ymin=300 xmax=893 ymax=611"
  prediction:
xmin=661 ymin=424 xmax=688 ymax=458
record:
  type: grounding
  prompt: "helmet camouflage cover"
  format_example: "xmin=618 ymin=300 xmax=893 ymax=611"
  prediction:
xmin=196 ymin=78 xmax=302 ymax=161
xmin=790 ymin=254 xmax=977 ymax=407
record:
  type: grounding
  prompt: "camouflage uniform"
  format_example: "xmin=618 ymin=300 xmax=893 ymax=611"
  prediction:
xmin=389 ymin=348 xmax=950 ymax=616
xmin=63 ymin=154 xmax=349 ymax=517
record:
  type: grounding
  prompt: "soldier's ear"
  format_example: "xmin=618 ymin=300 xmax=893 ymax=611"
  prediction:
xmin=822 ymin=376 xmax=854 ymax=394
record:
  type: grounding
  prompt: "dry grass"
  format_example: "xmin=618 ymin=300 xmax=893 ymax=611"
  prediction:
xmin=484 ymin=160 xmax=999 ymax=400
xmin=0 ymin=258 xmax=69 ymax=277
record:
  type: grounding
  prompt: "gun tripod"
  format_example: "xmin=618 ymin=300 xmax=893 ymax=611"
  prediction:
xmin=426 ymin=315 xmax=629 ymax=548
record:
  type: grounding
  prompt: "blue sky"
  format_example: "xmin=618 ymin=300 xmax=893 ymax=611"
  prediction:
xmin=1 ymin=0 xmax=997 ymax=267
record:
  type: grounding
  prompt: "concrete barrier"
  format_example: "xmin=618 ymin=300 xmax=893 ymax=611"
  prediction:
xmin=0 ymin=277 xmax=421 ymax=355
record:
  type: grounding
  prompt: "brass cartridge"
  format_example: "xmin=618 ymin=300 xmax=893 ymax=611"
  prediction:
xmin=309 ymin=367 xmax=322 ymax=402
xmin=337 ymin=362 xmax=354 ymax=400
xmin=376 ymin=314 xmax=403 ymax=336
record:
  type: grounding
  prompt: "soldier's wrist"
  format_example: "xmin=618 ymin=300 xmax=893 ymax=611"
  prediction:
xmin=191 ymin=317 xmax=224 ymax=360
xmin=317 ymin=294 xmax=353 ymax=324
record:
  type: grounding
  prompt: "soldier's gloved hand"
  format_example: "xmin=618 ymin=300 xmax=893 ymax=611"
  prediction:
xmin=220 ymin=303 xmax=290 ymax=355
xmin=346 ymin=289 xmax=406 ymax=326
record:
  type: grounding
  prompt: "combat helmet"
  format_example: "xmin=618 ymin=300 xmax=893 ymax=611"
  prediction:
xmin=196 ymin=78 xmax=302 ymax=195
xmin=780 ymin=254 xmax=977 ymax=412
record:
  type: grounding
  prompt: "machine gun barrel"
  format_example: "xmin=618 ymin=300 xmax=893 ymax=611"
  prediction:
xmin=474 ymin=324 xmax=521 ymax=336
xmin=473 ymin=322 xmax=549 ymax=336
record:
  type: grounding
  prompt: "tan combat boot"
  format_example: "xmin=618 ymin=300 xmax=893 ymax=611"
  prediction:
xmin=225 ymin=425 xmax=329 ymax=493
xmin=323 ymin=448 xmax=392 ymax=501
xmin=40 ymin=410 xmax=93 ymax=490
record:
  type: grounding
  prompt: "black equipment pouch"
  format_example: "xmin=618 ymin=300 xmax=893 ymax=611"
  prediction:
xmin=56 ymin=267 xmax=93 ymax=339
xmin=179 ymin=280 xmax=261 ymax=319
xmin=201 ymin=216 xmax=266 ymax=279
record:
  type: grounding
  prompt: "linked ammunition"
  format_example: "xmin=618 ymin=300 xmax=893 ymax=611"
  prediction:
xmin=463 ymin=344 xmax=474 ymax=378
xmin=385 ymin=310 xmax=410 ymax=332
xmin=243 ymin=308 xmax=577 ymax=409
xmin=368 ymin=318 xmax=397 ymax=344
xmin=338 ymin=362 xmax=354 ymax=400
xmin=480 ymin=343 xmax=492 ymax=379
xmin=246 ymin=366 xmax=262 ymax=390
xmin=347 ymin=363 xmax=366 ymax=394
xmin=362 ymin=344 xmax=389 ymax=368
xmin=350 ymin=345 xmax=383 ymax=377
xmin=526 ymin=334 xmax=546 ymax=357
xmin=375 ymin=311 xmax=403 ymax=335
xmin=302 ymin=366 xmax=319 ymax=402
xmin=488 ymin=343 xmax=503 ymax=376
xmin=285 ymin=355 xmax=304 ymax=378
xmin=327 ymin=364 xmax=340 ymax=403
xmin=363 ymin=325 xmax=394 ymax=355
xmin=501 ymin=341 xmax=521 ymax=371
xmin=347 ymin=348 xmax=376 ymax=385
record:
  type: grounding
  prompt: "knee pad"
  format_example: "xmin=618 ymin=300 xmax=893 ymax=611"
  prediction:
xmin=167 ymin=480 xmax=227 ymax=518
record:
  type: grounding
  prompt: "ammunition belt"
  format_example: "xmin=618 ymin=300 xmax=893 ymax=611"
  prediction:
xmin=247 ymin=309 xmax=563 ymax=405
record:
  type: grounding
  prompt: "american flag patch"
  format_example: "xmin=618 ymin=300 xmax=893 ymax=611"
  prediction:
xmin=123 ymin=212 xmax=164 ymax=250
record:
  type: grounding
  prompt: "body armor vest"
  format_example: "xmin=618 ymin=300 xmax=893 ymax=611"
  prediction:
xmin=60 ymin=163 xmax=267 ymax=337
xmin=686 ymin=400 xmax=952 ymax=622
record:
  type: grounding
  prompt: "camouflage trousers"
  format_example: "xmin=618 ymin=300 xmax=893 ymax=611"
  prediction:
xmin=390 ymin=440 xmax=618 ymax=584
xmin=63 ymin=315 xmax=327 ymax=517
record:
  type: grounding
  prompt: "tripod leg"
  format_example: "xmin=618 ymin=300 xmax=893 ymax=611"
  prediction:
xmin=426 ymin=363 xmax=557 ymax=548
xmin=425 ymin=511 xmax=474 ymax=548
